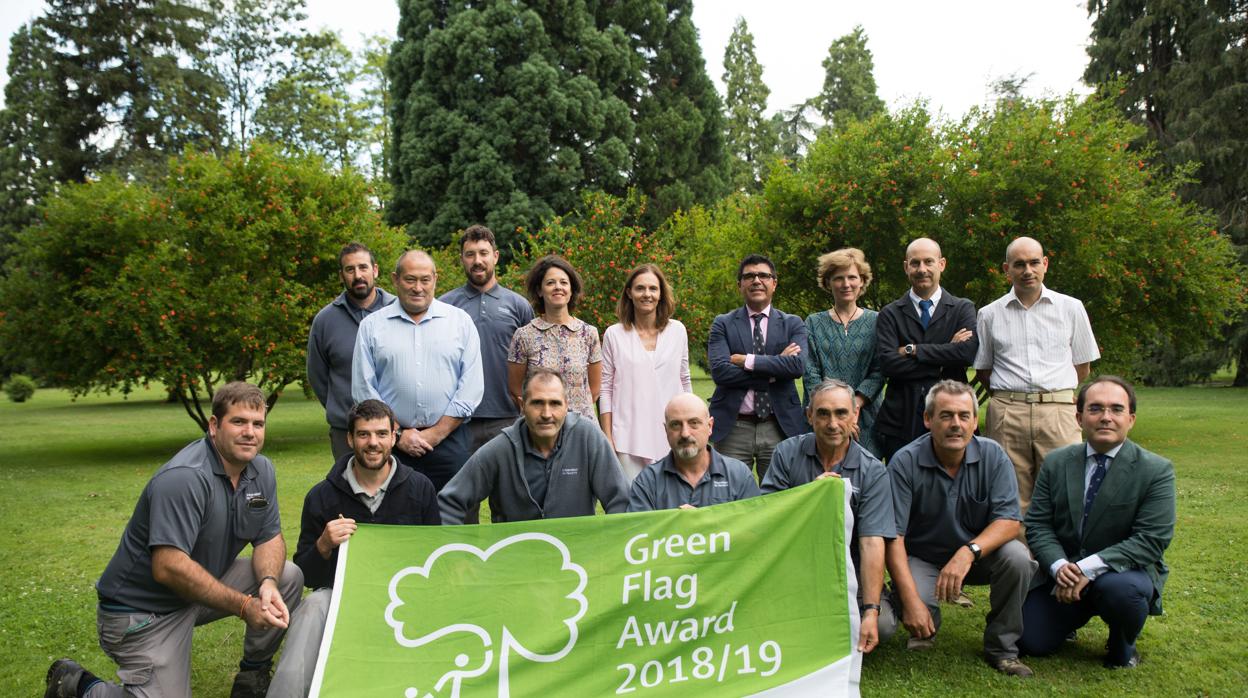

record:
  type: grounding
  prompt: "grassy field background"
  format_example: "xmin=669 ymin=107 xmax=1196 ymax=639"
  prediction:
xmin=1 ymin=373 xmax=1245 ymax=696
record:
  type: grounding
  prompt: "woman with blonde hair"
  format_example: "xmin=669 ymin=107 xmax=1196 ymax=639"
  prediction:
xmin=804 ymin=248 xmax=885 ymax=456
xmin=599 ymin=264 xmax=692 ymax=481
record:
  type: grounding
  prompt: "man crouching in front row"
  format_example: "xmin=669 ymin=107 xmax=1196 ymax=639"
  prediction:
xmin=46 ymin=382 xmax=303 ymax=698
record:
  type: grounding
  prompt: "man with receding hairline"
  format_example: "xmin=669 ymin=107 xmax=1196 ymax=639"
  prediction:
xmin=352 ymin=249 xmax=483 ymax=491
xmin=875 ymin=237 xmax=978 ymax=462
xmin=628 ymin=393 xmax=760 ymax=512
xmin=974 ymin=236 xmax=1100 ymax=517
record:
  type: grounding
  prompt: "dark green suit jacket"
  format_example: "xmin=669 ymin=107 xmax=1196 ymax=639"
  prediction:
xmin=1024 ymin=439 xmax=1175 ymax=615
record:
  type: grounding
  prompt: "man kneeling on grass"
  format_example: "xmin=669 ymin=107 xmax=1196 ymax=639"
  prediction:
xmin=268 ymin=399 xmax=440 ymax=697
xmin=46 ymin=382 xmax=303 ymax=698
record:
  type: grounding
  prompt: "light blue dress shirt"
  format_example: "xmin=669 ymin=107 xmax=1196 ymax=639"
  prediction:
xmin=351 ymin=298 xmax=483 ymax=429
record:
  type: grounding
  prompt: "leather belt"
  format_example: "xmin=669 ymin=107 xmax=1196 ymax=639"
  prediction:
xmin=992 ymin=389 xmax=1075 ymax=404
xmin=737 ymin=413 xmax=777 ymax=423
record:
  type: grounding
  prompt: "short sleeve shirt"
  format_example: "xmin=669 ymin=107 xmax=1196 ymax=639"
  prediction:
xmin=889 ymin=434 xmax=1021 ymax=567
xmin=628 ymin=448 xmax=761 ymax=512
xmin=762 ymin=435 xmax=896 ymax=541
xmin=507 ymin=317 xmax=602 ymax=418
xmin=440 ymin=282 xmax=533 ymax=418
xmin=96 ymin=438 xmax=282 ymax=613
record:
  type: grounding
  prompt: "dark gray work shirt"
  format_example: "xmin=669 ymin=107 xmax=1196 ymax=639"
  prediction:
xmin=628 ymin=448 xmax=761 ymax=512
xmin=762 ymin=435 xmax=896 ymax=541
xmin=889 ymin=434 xmax=1021 ymax=567
xmin=96 ymin=438 xmax=282 ymax=613
xmin=306 ymin=289 xmax=396 ymax=429
xmin=439 ymin=282 xmax=533 ymax=419
xmin=519 ymin=421 xmax=566 ymax=508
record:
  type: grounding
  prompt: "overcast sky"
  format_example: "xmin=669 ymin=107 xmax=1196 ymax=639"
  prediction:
xmin=1 ymin=0 xmax=1094 ymax=119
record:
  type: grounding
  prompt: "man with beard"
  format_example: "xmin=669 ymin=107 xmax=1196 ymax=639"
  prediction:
xmin=439 ymin=225 xmax=534 ymax=452
xmin=266 ymin=399 xmax=440 ymax=698
xmin=628 ymin=393 xmax=760 ymax=512
xmin=885 ymin=380 xmax=1036 ymax=677
xmin=761 ymin=379 xmax=896 ymax=654
xmin=875 ymin=237 xmax=978 ymax=463
xmin=353 ymin=250 xmax=483 ymax=491
xmin=44 ymin=383 xmax=303 ymax=698
xmin=439 ymin=369 xmax=628 ymax=523
xmin=307 ymin=242 xmax=396 ymax=461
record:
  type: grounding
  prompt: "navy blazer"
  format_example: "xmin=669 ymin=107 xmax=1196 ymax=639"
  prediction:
xmin=707 ymin=306 xmax=809 ymax=442
xmin=874 ymin=290 xmax=978 ymax=442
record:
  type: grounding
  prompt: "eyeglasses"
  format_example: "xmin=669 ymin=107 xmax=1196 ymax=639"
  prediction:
xmin=1084 ymin=404 xmax=1129 ymax=416
xmin=739 ymin=272 xmax=776 ymax=282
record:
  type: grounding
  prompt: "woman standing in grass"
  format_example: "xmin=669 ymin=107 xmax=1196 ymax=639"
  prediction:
xmin=507 ymin=255 xmax=602 ymax=419
xmin=599 ymin=264 xmax=692 ymax=481
xmin=804 ymin=248 xmax=885 ymax=457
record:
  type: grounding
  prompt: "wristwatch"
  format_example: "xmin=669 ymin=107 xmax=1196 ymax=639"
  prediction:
xmin=904 ymin=343 xmax=916 ymax=357
xmin=964 ymin=542 xmax=982 ymax=562
xmin=862 ymin=603 xmax=881 ymax=614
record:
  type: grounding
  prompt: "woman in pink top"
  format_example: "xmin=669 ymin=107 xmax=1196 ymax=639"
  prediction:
xmin=599 ymin=264 xmax=692 ymax=481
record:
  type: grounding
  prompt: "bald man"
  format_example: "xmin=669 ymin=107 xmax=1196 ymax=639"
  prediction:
xmin=875 ymin=238 xmax=979 ymax=462
xmin=628 ymin=394 xmax=761 ymax=512
xmin=974 ymin=237 xmax=1099 ymax=516
xmin=352 ymin=250 xmax=483 ymax=491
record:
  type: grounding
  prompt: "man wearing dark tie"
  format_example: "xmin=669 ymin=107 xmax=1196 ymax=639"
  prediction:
xmin=707 ymin=254 xmax=809 ymax=481
xmin=875 ymin=238 xmax=978 ymax=463
xmin=1019 ymin=376 xmax=1175 ymax=669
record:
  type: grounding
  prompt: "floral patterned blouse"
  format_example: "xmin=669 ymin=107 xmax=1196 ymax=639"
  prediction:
xmin=507 ymin=316 xmax=603 ymax=418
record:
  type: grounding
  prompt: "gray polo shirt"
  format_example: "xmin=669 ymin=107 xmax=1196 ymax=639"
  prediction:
xmin=889 ymin=433 xmax=1021 ymax=567
xmin=96 ymin=438 xmax=282 ymax=613
xmin=628 ymin=448 xmax=761 ymax=512
xmin=343 ymin=456 xmax=399 ymax=514
xmin=306 ymin=289 xmax=396 ymax=430
xmin=439 ymin=281 xmax=533 ymax=419
xmin=762 ymin=435 xmax=896 ymax=542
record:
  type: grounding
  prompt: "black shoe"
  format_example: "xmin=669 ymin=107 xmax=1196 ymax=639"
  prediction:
xmin=1104 ymin=648 xmax=1141 ymax=669
xmin=230 ymin=667 xmax=272 ymax=698
xmin=45 ymin=659 xmax=84 ymax=698
xmin=1065 ymin=630 xmax=1077 ymax=642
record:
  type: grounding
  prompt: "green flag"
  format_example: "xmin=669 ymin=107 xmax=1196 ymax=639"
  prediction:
xmin=311 ymin=477 xmax=859 ymax=697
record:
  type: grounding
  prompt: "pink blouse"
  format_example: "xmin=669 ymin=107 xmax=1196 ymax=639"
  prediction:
xmin=599 ymin=320 xmax=693 ymax=461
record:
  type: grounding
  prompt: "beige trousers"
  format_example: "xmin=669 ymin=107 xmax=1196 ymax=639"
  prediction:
xmin=983 ymin=395 xmax=1082 ymax=514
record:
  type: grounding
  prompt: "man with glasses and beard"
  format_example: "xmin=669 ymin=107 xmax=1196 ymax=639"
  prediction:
xmin=307 ymin=242 xmax=396 ymax=461
xmin=628 ymin=393 xmax=760 ymax=512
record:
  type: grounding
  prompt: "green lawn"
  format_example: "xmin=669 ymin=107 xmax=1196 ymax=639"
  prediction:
xmin=1 ymin=381 xmax=1245 ymax=696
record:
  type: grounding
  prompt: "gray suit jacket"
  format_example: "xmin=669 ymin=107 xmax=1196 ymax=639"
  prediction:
xmin=1025 ymin=439 xmax=1175 ymax=614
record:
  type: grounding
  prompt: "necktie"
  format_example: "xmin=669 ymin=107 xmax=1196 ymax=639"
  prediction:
xmin=919 ymin=299 xmax=933 ymax=330
xmin=752 ymin=313 xmax=771 ymax=420
xmin=1082 ymin=453 xmax=1109 ymax=529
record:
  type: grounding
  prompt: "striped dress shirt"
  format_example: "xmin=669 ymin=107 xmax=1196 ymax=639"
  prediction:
xmin=973 ymin=286 xmax=1100 ymax=392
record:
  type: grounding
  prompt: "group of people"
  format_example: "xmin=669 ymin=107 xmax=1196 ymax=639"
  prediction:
xmin=44 ymin=227 xmax=1175 ymax=697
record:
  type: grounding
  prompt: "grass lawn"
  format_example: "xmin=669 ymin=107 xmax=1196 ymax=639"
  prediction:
xmin=1 ymin=379 xmax=1245 ymax=696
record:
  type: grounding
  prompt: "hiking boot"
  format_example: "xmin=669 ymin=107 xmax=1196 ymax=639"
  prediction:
xmin=953 ymin=591 xmax=975 ymax=608
xmin=45 ymin=658 xmax=84 ymax=698
xmin=906 ymin=635 xmax=936 ymax=651
xmin=989 ymin=656 xmax=1034 ymax=678
xmin=230 ymin=667 xmax=272 ymax=698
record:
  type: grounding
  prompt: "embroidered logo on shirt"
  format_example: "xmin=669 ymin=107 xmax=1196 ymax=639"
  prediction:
xmin=560 ymin=468 xmax=579 ymax=476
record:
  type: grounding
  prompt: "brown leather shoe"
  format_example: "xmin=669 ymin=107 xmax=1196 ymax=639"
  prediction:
xmin=989 ymin=656 xmax=1034 ymax=678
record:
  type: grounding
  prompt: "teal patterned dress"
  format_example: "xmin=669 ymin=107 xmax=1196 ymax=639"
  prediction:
xmin=803 ymin=309 xmax=885 ymax=458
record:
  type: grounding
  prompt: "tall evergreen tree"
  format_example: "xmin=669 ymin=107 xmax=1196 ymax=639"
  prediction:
xmin=389 ymin=0 xmax=634 ymax=250
xmin=721 ymin=17 xmax=775 ymax=192
xmin=602 ymin=0 xmax=730 ymax=226
xmin=1085 ymin=0 xmax=1248 ymax=384
xmin=816 ymin=25 xmax=885 ymax=129
xmin=770 ymin=100 xmax=818 ymax=162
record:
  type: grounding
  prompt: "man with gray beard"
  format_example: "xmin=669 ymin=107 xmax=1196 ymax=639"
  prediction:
xmin=628 ymin=394 xmax=760 ymax=512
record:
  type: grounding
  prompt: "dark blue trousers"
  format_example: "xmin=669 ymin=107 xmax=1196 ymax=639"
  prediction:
xmin=1019 ymin=568 xmax=1154 ymax=666
xmin=394 ymin=423 xmax=469 ymax=493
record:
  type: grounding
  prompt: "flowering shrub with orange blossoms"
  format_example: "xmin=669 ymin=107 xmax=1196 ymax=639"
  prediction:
xmin=0 ymin=144 xmax=406 ymax=429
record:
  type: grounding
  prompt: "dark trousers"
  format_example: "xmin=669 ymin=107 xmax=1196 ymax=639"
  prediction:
xmin=394 ymin=423 xmax=470 ymax=492
xmin=878 ymin=431 xmax=909 ymax=465
xmin=1019 ymin=569 xmax=1154 ymax=666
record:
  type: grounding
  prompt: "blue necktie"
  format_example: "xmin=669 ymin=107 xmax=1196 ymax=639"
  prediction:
xmin=751 ymin=313 xmax=771 ymax=420
xmin=919 ymin=299 xmax=933 ymax=330
xmin=1082 ymin=453 xmax=1109 ymax=529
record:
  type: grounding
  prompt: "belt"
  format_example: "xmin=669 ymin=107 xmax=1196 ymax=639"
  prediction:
xmin=992 ymin=389 xmax=1075 ymax=404
xmin=737 ymin=413 xmax=777 ymax=423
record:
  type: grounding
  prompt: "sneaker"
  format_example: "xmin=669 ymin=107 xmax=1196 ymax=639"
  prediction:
xmin=45 ymin=658 xmax=84 ymax=698
xmin=230 ymin=667 xmax=272 ymax=698
xmin=906 ymin=636 xmax=936 ymax=651
xmin=954 ymin=591 xmax=975 ymax=608
xmin=989 ymin=656 xmax=1034 ymax=678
